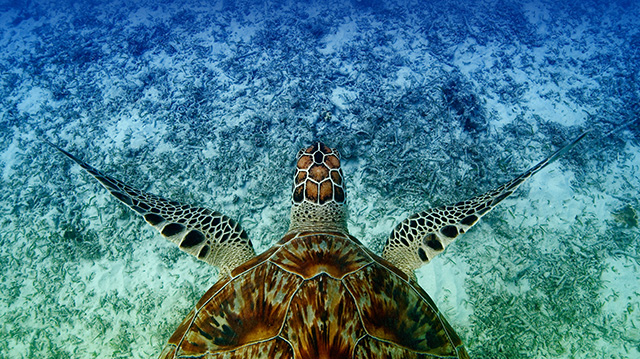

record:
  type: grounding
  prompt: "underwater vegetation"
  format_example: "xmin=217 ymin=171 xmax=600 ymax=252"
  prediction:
xmin=613 ymin=204 xmax=638 ymax=228
xmin=0 ymin=0 xmax=639 ymax=358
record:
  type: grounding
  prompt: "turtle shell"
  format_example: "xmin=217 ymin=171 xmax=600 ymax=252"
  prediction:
xmin=160 ymin=231 xmax=469 ymax=358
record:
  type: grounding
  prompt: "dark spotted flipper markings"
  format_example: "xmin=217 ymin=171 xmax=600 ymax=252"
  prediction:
xmin=383 ymin=132 xmax=588 ymax=275
xmin=47 ymin=141 xmax=255 ymax=276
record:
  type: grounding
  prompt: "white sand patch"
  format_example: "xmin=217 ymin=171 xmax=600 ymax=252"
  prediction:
xmin=17 ymin=86 xmax=54 ymax=115
xmin=599 ymin=256 xmax=640 ymax=356
xmin=330 ymin=86 xmax=357 ymax=110
xmin=453 ymin=38 xmax=497 ymax=75
xmin=394 ymin=66 xmax=414 ymax=88
xmin=104 ymin=111 xmax=168 ymax=150
xmin=193 ymin=29 xmax=231 ymax=57
xmin=601 ymin=256 xmax=640 ymax=321
xmin=453 ymin=37 xmax=598 ymax=128
xmin=418 ymin=256 xmax=472 ymax=328
xmin=228 ymin=18 xmax=258 ymax=43
xmin=202 ymin=141 xmax=217 ymax=159
xmin=511 ymin=164 xmax=585 ymax=228
xmin=318 ymin=19 xmax=357 ymax=54
xmin=520 ymin=96 xmax=587 ymax=127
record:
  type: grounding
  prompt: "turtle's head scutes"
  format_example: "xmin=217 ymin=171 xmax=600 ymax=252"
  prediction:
xmin=293 ymin=142 xmax=345 ymax=205
xmin=288 ymin=142 xmax=348 ymax=234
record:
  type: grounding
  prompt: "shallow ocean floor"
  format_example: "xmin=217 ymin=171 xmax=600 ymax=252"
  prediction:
xmin=0 ymin=0 xmax=639 ymax=358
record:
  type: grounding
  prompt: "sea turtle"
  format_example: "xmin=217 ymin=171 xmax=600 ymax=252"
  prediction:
xmin=49 ymin=133 xmax=585 ymax=358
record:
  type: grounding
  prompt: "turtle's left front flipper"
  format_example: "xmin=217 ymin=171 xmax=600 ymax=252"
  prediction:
xmin=383 ymin=133 xmax=587 ymax=276
xmin=47 ymin=142 xmax=255 ymax=275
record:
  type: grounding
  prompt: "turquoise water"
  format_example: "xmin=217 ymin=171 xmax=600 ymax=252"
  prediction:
xmin=0 ymin=0 xmax=638 ymax=357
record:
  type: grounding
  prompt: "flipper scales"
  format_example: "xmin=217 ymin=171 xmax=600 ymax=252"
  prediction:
xmin=383 ymin=133 xmax=587 ymax=275
xmin=47 ymin=142 xmax=255 ymax=276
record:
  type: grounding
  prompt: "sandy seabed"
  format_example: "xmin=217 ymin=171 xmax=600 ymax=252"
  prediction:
xmin=0 ymin=0 xmax=638 ymax=357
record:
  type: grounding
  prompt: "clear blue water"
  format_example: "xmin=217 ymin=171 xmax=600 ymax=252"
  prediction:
xmin=0 ymin=0 xmax=638 ymax=357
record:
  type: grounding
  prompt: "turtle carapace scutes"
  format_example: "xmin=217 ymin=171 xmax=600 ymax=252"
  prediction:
xmin=48 ymin=133 xmax=586 ymax=358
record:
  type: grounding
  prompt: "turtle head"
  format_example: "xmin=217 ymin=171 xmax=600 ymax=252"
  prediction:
xmin=288 ymin=142 xmax=348 ymax=234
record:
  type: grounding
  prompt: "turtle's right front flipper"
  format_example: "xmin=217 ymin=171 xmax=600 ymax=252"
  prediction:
xmin=47 ymin=142 xmax=255 ymax=276
xmin=382 ymin=132 xmax=587 ymax=276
